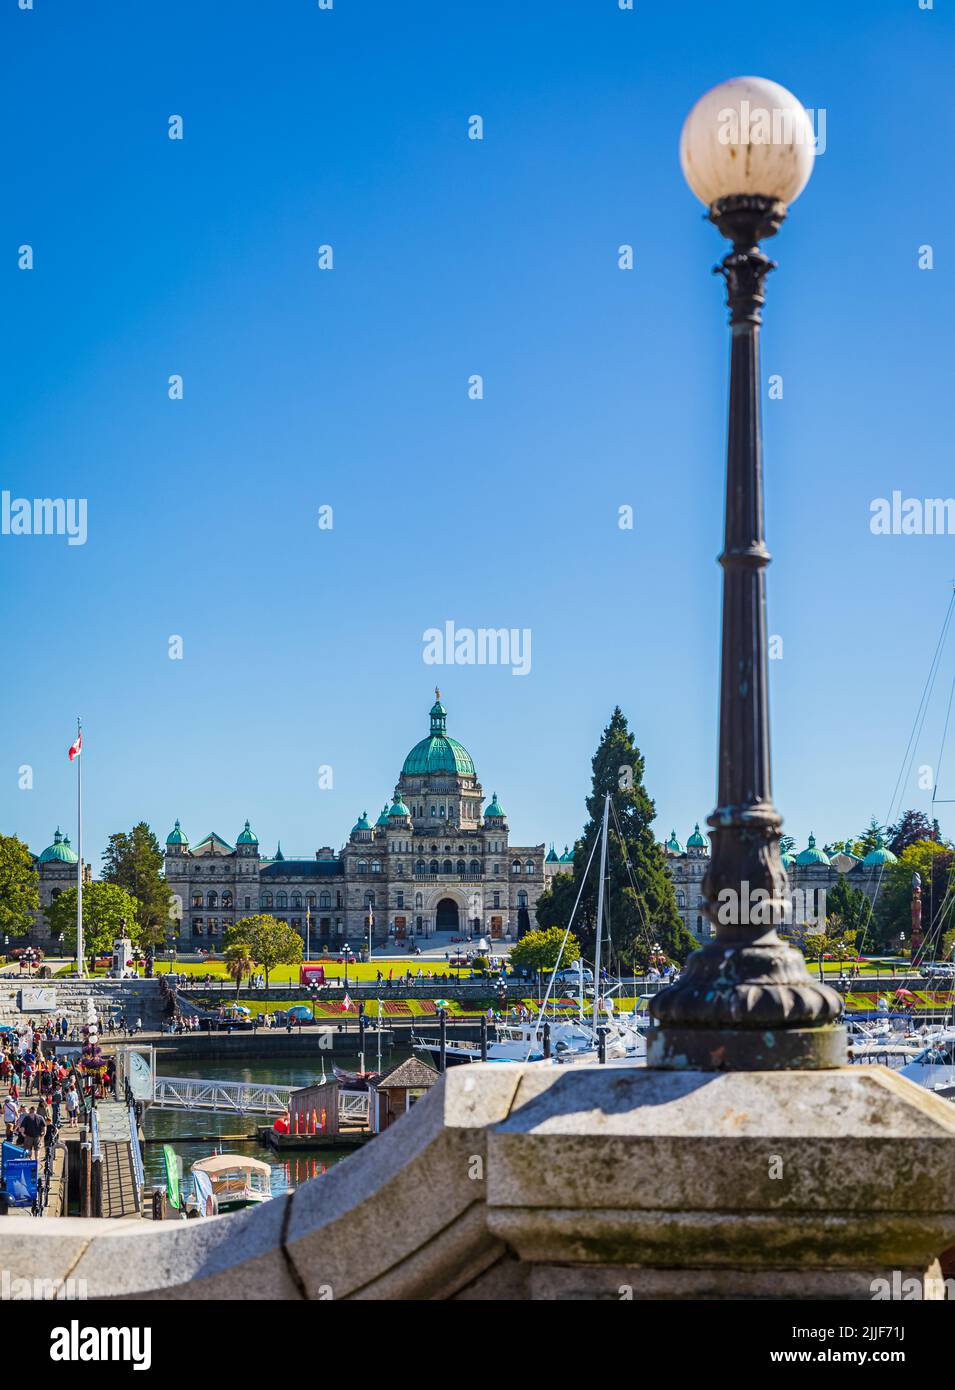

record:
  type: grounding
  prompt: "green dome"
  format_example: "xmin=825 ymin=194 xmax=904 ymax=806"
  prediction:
xmin=351 ymin=812 xmax=372 ymax=834
xmin=687 ymin=823 xmax=708 ymax=850
xmin=863 ymin=835 xmax=897 ymax=868
xmin=484 ymin=793 xmax=505 ymax=820
xmin=388 ymin=795 xmax=411 ymax=819
xmin=236 ymin=819 xmax=258 ymax=846
xmin=545 ymin=844 xmax=559 ymax=864
xmin=781 ymin=848 xmax=795 ymax=868
xmin=39 ymin=828 xmax=78 ymax=865
xmin=165 ymin=819 xmax=188 ymax=846
xmin=665 ymin=829 xmax=685 ymax=855
xmin=559 ymin=845 xmax=574 ymax=864
xmin=375 ymin=804 xmax=391 ymax=827
xmin=795 ymin=833 xmax=830 ymax=867
xmin=401 ymin=690 xmax=476 ymax=777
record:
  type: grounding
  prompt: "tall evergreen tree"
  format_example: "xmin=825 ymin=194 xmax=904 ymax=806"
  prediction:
xmin=887 ymin=809 xmax=942 ymax=856
xmin=101 ymin=822 xmax=171 ymax=948
xmin=535 ymin=708 xmax=696 ymax=969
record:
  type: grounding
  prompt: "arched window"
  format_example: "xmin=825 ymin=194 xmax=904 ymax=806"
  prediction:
xmin=429 ymin=860 xmax=440 ymax=875
xmin=371 ymin=860 xmax=381 ymax=874
xmin=430 ymin=806 xmax=437 ymax=817
xmin=291 ymin=893 xmax=302 ymax=908
xmin=524 ymin=859 xmax=534 ymax=874
xmin=517 ymin=890 xmax=528 ymax=909
xmin=511 ymin=859 xmax=521 ymax=875
xmin=276 ymin=892 xmax=288 ymax=908
xmin=456 ymin=860 xmax=466 ymax=875
xmin=262 ymin=893 xmax=273 ymax=908
xmin=676 ymin=891 xmax=686 ymax=908
xmin=192 ymin=893 xmax=203 ymax=908
xmin=222 ymin=891 xmax=232 ymax=908
xmin=319 ymin=891 xmax=331 ymax=909
xmin=415 ymin=859 xmax=426 ymax=874
xmin=443 ymin=859 xmax=453 ymax=875
xmin=415 ymin=894 xmax=423 ymax=909
xmin=469 ymin=859 xmax=481 ymax=874
xmin=365 ymin=891 xmax=376 ymax=907
xmin=306 ymin=893 xmax=316 ymax=907
xmin=207 ymin=891 xmax=217 ymax=908
xmin=357 ymin=861 xmax=367 ymax=875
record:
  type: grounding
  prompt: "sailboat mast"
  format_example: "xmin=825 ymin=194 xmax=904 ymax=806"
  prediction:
xmin=592 ymin=792 xmax=611 ymax=1043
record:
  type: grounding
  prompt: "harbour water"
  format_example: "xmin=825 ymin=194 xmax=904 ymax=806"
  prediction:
xmin=143 ymin=1050 xmax=411 ymax=1198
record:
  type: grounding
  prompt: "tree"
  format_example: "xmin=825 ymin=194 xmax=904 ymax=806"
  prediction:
xmin=0 ymin=834 xmax=40 ymax=941
xmin=101 ymin=822 xmax=172 ymax=948
xmin=851 ymin=817 xmax=886 ymax=859
xmin=223 ymin=915 xmax=302 ymax=991
xmin=872 ymin=841 xmax=955 ymax=955
xmin=510 ymin=927 xmax=580 ymax=975
xmin=224 ymin=941 xmax=254 ymax=999
xmin=887 ymin=810 xmax=942 ymax=857
xmin=45 ymin=882 xmax=141 ymax=968
xmin=823 ymin=875 xmax=871 ymax=940
xmin=534 ymin=707 xmax=696 ymax=970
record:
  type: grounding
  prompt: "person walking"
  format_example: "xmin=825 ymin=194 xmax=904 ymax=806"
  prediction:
xmin=65 ymin=1080 xmax=79 ymax=1126
xmin=3 ymin=1092 xmax=18 ymax=1141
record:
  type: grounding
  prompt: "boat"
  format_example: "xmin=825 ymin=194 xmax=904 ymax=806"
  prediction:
xmin=189 ymin=1154 xmax=273 ymax=1214
xmin=897 ymin=1032 xmax=955 ymax=1098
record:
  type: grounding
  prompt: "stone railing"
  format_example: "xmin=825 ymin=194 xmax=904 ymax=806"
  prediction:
xmin=2 ymin=1063 xmax=955 ymax=1299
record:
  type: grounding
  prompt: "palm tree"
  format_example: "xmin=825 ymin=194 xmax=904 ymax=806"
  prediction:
xmin=224 ymin=942 xmax=254 ymax=1000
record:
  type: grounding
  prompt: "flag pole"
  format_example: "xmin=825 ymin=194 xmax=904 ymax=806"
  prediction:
xmin=76 ymin=716 xmax=85 ymax=978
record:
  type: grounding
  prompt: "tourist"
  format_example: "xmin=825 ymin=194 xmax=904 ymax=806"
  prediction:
xmin=3 ymin=1092 xmax=18 ymax=1141
xmin=16 ymin=1105 xmax=45 ymax=1154
xmin=65 ymin=1081 xmax=79 ymax=1126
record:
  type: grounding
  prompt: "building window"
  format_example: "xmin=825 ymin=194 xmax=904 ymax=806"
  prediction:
xmin=222 ymin=892 xmax=232 ymax=908
xmin=493 ymin=892 xmax=500 ymax=908
xmin=262 ymin=893 xmax=273 ymax=908
xmin=207 ymin=892 xmax=218 ymax=908
xmin=306 ymin=893 xmax=316 ymax=908
xmin=320 ymin=891 xmax=331 ymax=909
xmin=357 ymin=861 xmax=367 ymax=875
xmin=396 ymin=891 xmax=404 ymax=909
xmin=291 ymin=893 xmax=302 ymax=908
xmin=524 ymin=859 xmax=534 ymax=874
xmin=456 ymin=860 xmax=466 ymax=874
xmin=469 ymin=860 xmax=480 ymax=874
xmin=443 ymin=860 xmax=453 ymax=875
xmin=430 ymin=807 xmax=437 ymax=817
xmin=511 ymin=860 xmax=521 ymax=875
xmin=244 ymin=896 xmax=251 ymax=910
xmin=395 ymin=862 xmax=403 ymax=875
xmin=371 ymin=861 xmax=381 ymax=874
xmin=517 ymin=890 xmax=528 ymax=909
xmin=415 ymin=894 xmax=423 ymax=909
xmin=429 ymin=860 xmax=439 ymax=875
xmin=415 ymin=860 xmax=426 ymax=874
xmin=677 ymin=892 xmax=686 ymax=908
xmin=192 ymin=893 xmax=203 ymax=908
xmin=277 ymin=893 xmax=288 ymax=909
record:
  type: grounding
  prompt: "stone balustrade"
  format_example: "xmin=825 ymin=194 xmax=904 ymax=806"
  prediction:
xmin=2 ymin=1062 xmax=954 ymax=1300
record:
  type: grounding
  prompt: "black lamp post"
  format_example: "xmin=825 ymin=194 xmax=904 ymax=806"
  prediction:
xmin=649 ymin=77 xmax=844 ymax=1071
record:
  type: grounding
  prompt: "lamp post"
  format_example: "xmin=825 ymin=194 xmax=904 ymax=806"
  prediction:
xmin=649 ymin=77 xmax=844 ymax=1071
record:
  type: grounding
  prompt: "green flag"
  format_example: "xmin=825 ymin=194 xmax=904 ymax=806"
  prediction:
xmin=162 ymin=1144 xmax=180 ymax=1210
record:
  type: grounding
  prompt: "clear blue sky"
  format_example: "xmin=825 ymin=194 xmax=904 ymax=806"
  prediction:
xmin=2 ymin=0 xmax=954 ymax=867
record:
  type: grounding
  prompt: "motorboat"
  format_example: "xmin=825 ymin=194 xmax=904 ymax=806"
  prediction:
xmin=190 ymin=1153 xmax=273 ymax=1214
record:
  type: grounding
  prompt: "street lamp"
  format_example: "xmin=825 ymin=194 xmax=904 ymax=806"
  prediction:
xmin=650 ymin=78 xmax=844 ymax=1070
xmin=342 ymin=943 xmax=350 ymax=996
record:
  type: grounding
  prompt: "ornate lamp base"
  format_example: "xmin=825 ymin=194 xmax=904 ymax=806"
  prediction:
xmin=648 ymin=1024 xmax=847 ymax=1071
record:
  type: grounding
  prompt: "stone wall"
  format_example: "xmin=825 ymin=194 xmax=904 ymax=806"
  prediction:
xmin=3 ymin=1062 xmax=955 ymax=1300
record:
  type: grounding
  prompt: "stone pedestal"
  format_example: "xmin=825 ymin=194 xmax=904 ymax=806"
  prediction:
xmin=111 ymin=936 xmax=134 ymax=978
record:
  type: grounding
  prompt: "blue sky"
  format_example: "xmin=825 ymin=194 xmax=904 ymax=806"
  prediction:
xmin=2 ymin=0 xmax=954 ymax=867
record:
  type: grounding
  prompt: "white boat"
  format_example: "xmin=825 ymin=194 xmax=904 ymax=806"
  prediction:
xmin=190 ymin=1154 xmax=273 ymax=1214
xmin=898 ymin=1032 xmax=955 ymax=1097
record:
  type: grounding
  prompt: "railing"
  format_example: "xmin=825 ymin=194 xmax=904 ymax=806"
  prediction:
xmin=339 ymin=1090 xmax=369 ymax=1124
xmin=153 ymin=1076 xmax=297 ymax=1115
xmin=124 ymin=1080 xmax=145 ymax=1212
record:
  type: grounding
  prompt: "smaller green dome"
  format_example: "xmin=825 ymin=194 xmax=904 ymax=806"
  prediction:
xmin=863 ymin=835 xmax=897 ymax=868
xmin=388 ymin=795 xmax=411 ymax=819
xmin=236 ymin=819 xmax=258 ymax=846
xmin=351 ymin=811 xmax=372 ymax=834
xmin=781 ymin=848 xmax=795 ymax=868
xmin=559 ymin=845 xmax=574 ymax=864
xmin=273 ymin=842 xmax=285 ymax=862
xmin=795 ymin=833 xmax=830 ymax=867
xmin=484 ymin=793 xmax=505 ymax=820
xmin=39 ymin=828 xmax=79 ymax=865
xmin=375 ymin=805 xmax=391 ymax=827
xmin=165 ymin=819 xmax=188 ymax=846
xmin=545 ymin=844 xmax=559 ymax=864
xmin=687 ymin=823 xmax=707 ymax=850
xmin=665 ymin=829 xmax=685 ymax=855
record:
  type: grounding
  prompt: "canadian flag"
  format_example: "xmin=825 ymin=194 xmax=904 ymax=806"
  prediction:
xmin=68 ymin=730 xmax=82 ymax=761
xmin=341 ymin=993 xmax=352 ymax=1013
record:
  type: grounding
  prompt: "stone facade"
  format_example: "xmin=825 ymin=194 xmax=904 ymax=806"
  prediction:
xmin=28 ymin=829 xmax=92 ymax=943
xmin=161 ymin=693 xmax=551 ymax=950
xmin=663 ymin=825 xmax=892 ymax=943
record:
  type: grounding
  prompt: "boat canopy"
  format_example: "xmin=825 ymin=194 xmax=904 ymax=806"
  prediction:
xmin=192 ymin=1154 xmax=272 ymax=1177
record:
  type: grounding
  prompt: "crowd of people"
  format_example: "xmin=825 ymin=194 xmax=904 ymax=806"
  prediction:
xmin=1 ymin=1016 xmax=102 ymax=1156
